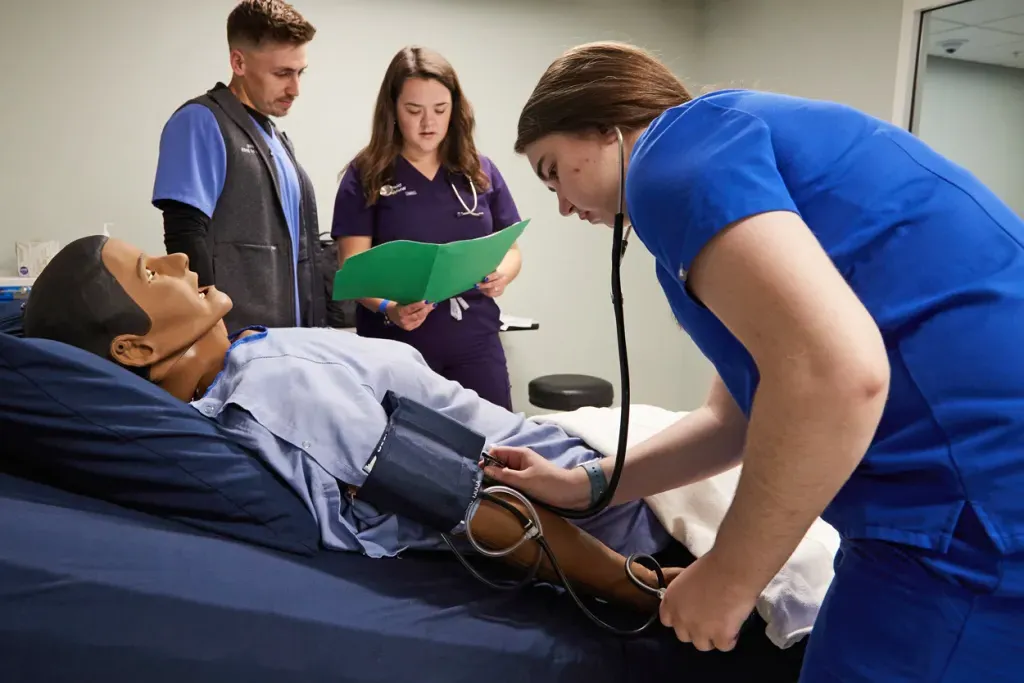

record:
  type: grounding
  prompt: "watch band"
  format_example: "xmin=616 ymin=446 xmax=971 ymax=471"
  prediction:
xmin=578 ymin=459 xmax=608 ymax=506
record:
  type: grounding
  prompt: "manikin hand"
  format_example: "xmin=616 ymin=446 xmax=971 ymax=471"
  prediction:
xmin=658 ymin=550 xmax=760 ymax=652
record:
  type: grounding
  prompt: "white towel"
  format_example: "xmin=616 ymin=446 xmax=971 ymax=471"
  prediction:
xmin=529 ymin=404 xmax=841 ymax=649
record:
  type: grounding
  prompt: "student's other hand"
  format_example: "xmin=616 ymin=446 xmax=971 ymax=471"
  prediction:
xmin=387 ymin=300 xmax=435 ymax=331
xmin=476 ymin=270 xmax=509 ymax=298
xmin=658 ymin=551 xmax=759 ymax=652
xmin=481 ymin=446 xmax=591 ymax=510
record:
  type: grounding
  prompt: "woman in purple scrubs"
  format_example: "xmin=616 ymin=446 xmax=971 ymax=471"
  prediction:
xmin=331 ymin=46 xmax=523 ymax=411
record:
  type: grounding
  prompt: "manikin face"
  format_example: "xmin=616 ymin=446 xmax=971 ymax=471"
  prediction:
xmin=396 ymin=77 xmax=453 ymax=158
xmin=100 ymin=238 xmax=233 ymax=370
xmin=230 ymin=41 xmax=308 ymax=117
xmin=524 ymin=131 xmax=627 ymax=228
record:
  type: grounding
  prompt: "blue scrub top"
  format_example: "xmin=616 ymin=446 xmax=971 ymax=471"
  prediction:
xmin=626 ymin=89 xmax=1024 ymax=556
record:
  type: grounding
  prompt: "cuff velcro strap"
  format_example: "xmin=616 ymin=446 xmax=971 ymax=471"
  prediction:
xmin=578 ymin=459 xmax=608 ymax=507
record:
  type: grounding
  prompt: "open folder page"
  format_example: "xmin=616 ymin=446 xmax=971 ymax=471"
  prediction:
xmin=332 ymin=219 xmax=529 ymax=304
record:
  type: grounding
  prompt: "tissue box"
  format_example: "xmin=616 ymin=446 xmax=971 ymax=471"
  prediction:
xmin=15 ymin=240 xmax=60 ymax=278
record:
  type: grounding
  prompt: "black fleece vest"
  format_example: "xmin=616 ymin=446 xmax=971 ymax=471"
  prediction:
xmin=181 ymin=83 xmax=326 ymax=331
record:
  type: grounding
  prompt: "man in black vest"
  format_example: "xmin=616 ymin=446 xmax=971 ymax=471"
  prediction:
xmin=152 ymin=0 xmax=325 ymax=331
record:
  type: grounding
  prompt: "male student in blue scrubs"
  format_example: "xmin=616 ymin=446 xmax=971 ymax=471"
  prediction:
xmin=484 ymin=41 xmax=1024 ymax=681
xmin=152 ymin=0 xmax=324 ymax=332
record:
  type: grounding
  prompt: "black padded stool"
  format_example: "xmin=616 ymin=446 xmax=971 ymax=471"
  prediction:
xmin=527 ymin=374 xmax=614 ymax=411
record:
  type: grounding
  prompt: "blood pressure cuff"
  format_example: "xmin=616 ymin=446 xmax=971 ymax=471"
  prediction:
xmin=358 ymin=391 xmax=487 ymax=533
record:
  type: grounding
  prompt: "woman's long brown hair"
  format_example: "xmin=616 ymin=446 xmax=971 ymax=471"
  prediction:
xmin=514 ymin=41 xmax=692 ymax=153
xmin=351 ymin=46 xmax=489 ymax=205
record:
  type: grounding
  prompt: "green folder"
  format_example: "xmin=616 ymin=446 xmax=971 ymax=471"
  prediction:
xmin=332 ymin=219 xmax=529 ymax=305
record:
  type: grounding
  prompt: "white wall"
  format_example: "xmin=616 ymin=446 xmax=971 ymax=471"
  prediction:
xmin=916 ymin=56 xmax=1024 ymax=216
xmin=694 ymin=0 xmax=906 ymax=121
xmin=0 ymin=0 xmax=713 ymax=414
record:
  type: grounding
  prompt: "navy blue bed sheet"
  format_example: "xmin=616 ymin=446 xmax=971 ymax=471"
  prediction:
xmin=0 ymin=300 xmax=24 ymax=336
xmin=0 ymin=472 xmax=805 ymax=683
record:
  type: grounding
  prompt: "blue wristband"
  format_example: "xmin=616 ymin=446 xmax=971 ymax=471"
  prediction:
xmin=578 ymin=459 xmax=608 ymax=506
xmin=378 ymin=299 xmax=391 ymax=313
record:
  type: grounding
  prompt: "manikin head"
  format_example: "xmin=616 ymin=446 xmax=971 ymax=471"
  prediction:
xmin=353 ymin=46 xmax=488 ymax=204
xmin=23 ymin=236 xmax=234 ymax=402
xmin=226 ymin=0 xmax=316 ymax=117
xmin=514 ymin=41 xmax=692 ymax=228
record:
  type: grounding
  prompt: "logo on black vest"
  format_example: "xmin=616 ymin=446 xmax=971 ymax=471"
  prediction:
xmin=241 ymin=144 xmax=257 ymax=155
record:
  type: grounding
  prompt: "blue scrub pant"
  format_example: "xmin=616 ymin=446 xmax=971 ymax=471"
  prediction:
xmin=799 ymin=508 xmax=1024 ymax=682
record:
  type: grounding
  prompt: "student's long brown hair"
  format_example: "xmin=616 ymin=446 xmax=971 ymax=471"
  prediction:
xmin=351 ymin=46 xmax=488 ymax=205
xmin=514 ymin=41 xmax=693 ymax=154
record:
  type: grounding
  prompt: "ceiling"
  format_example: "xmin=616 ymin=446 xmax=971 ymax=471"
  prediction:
xmin=924 ymin=0 xmax=1024 ymax=69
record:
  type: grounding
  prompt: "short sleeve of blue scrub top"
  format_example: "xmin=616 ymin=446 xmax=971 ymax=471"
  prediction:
xmin=627 ymin=100 xmax=799 ymax=275
xmin=152 ymin=104 xmax=227 ymax=217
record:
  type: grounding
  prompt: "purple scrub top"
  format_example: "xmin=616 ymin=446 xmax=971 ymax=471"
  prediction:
xmin=330 ymin=155 xmax=521 ymax=353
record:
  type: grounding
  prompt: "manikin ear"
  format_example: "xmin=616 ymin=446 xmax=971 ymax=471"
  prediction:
xmin=110 ymin=334 xmax=158 ymax=369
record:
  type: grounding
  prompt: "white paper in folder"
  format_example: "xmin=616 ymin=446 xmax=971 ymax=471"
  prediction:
xmin=15 ymin=240 xmax=61 ymax=278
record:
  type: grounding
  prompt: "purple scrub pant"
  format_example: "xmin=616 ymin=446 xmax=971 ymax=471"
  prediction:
xmin=420 ymin=333 xmax=513 ymax=412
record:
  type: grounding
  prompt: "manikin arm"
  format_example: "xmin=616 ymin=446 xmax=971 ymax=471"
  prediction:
xmin=467 ymin=492 xmax=674 ymax=611
xmin=346 ymin=480 xmax=673 ymax=610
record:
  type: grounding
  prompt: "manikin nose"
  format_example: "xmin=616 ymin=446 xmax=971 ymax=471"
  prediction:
xmin=167 ymin=252 xmax=190 ymax=274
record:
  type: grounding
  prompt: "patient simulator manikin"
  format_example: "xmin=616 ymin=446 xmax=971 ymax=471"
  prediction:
xmin=23 ymin=235 xmax=682 ymax=616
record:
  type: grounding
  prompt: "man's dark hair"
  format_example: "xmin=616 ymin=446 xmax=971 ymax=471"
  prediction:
xmin=227 ymin=0 xmax=316 ymax=48
xmin=23 ymin=235 xmax=152 ymax=378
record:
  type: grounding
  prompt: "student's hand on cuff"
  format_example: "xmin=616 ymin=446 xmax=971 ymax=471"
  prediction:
xmin=480 ymin=446 xmax=591 ymax=510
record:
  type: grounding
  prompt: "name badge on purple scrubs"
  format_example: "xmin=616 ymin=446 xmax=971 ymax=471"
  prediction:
xmin=380 ymin=183 xmax=406 ymax=197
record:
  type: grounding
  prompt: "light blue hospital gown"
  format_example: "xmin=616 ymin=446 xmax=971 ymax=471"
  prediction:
xmin=191 ymin=327 xmax=669 ymax=559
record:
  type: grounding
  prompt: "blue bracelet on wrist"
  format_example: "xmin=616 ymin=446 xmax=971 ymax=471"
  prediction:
xmin=378 ymin=299 xmax=391 ymax=314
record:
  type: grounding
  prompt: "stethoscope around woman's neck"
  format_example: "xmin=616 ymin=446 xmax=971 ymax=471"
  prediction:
xmin=525 ymin=126 xmax=632 ymax=521
xmin=612 ymin=127 xmax=633 ymax=257
xmin=394 ymin=149 xmax=483 ymax=217
xmin=451 ymin=174 xmax=483 ymax=218
xmin=513 ymin=125 xmax=670 ymax=634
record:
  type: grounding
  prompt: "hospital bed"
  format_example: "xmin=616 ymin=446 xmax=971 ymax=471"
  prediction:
xmin=0 ymin=302 xmax=807 ymax=682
